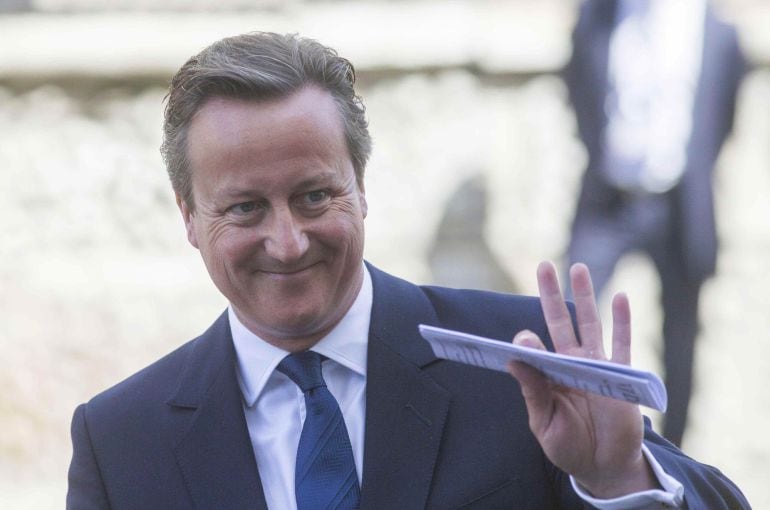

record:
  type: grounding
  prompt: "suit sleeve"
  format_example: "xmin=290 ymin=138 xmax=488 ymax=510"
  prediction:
xmin=722 ymin=25 xmax=748 ymax=140
xmin=67 ymin=403 xmax=111 ymax=510
xmin=641 ymin=419 xmax=751 ymax=509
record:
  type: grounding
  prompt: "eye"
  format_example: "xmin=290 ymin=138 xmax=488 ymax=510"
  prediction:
xmin=228 ymin=201 xmax=258 ymax=215
xmin=302 ymin=190 xmax=330 ymax=206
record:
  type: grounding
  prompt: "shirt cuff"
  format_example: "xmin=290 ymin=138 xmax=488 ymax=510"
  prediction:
xmin=570 ymin=444 xmax=685 ymax=509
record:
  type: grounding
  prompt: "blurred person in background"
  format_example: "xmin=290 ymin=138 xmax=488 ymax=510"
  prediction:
xmin=563 ymin=0 xmax=746 ymax=446
xmin=67 ymin=31 xmax=749 ymax=509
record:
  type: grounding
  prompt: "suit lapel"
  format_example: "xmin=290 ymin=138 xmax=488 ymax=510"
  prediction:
xmin=359 ymin=266 xmax=451 ymax=510
xmin=167 ymin=312 xmax=268 ymax=510
xmin=164 ymin=268 xmax=452 ymax=509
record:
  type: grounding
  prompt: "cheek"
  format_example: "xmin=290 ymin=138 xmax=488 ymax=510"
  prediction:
xmin=201 ymin=225 xmax=257 ymax=268
xmin=332 ymin=219 xmax=365 ymax=261
xmin=312 ymin=219 xmax=361 ymax=259
xmin=224 ymin=236 xmax=259 ymax=267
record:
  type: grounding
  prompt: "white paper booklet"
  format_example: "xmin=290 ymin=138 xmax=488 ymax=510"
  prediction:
xmin=419 ymin=324 xmax=667 ymax=411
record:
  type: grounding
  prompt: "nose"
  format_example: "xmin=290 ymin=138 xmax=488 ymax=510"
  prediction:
xmin=263 ymin=205 xmax=310 ymax=264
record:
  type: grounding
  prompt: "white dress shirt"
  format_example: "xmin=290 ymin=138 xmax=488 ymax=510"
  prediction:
xmin=230 ymin=267 xmax=371 ymax=510
xmin=230 ymin=266 xmax=683 ymax=509
xmin=603 ymin=0 xmax=706 ymax=193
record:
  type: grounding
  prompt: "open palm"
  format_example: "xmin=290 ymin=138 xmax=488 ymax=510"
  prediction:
xmin=507 ymin=262 xmax=655 ymax=498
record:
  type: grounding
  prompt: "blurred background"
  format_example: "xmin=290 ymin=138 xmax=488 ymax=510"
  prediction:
xmin=1 ymin=0 xmax=769 ymax=507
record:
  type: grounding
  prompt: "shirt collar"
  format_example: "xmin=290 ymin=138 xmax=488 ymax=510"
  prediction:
xmin=230 ymin=264 xmax=372 ymax=407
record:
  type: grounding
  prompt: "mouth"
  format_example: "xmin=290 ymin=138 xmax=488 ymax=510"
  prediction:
xmin=257 ymin=262 xmax=320 ymax=280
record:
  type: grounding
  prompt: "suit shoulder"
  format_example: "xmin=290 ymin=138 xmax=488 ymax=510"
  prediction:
xmin=420 ymin=285 xmax=540 ymax=313
xmin=85 ymin=336 xmax=198 ymax=413
xmin=419 ymin=285 xmax=552 ymax=344
xmin=82 ymin=311 xmax=230 ymax=415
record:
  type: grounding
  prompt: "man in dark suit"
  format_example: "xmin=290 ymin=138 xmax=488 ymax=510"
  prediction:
xmin=564 ymin=0 xmax=746 ymax=446
xmin=68 ymin=32 xmax=749 ymax=509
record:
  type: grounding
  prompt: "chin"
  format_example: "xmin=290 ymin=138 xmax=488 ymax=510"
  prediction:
xmin=263 ymin=308 xmax=329 ymax=337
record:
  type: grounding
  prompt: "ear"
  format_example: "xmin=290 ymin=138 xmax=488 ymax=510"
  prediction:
xmin=176 ymin=194 xmax=199 ymax=249
xmin=358 ymin=181 xmax=368 ymax=219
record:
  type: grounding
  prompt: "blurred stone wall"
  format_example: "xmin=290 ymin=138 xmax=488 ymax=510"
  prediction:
xmin=2 ymin=1 xmax=770 ymax=508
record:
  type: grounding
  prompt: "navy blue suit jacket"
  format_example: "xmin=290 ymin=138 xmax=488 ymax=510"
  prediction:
xmin=564 ymin=0 xmax=746 ymax=282
xmin=68 ymin=265 xmax=749 ymax=508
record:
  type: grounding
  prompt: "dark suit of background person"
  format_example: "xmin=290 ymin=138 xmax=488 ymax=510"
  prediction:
xmin=68 ymin=264 xmax=749 ymax=509
xmin=563 ymin=0 xmax=746 ymax=446
xmin=67 ymin=32 xmax=750 ymax=509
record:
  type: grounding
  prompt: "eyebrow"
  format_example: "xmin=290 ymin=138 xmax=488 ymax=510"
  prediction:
xmin=292 ymin=172 xmax=339 ymax=189
xmin=216 ymin=171 xmax=340 ymax=201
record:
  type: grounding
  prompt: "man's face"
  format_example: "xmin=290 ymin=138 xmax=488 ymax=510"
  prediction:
xmin=179 ymin=86 xmax=367 ymax=351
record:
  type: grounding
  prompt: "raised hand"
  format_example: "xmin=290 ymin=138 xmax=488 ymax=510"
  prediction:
xmin=507 ymin=261 xmax=657 ymax=498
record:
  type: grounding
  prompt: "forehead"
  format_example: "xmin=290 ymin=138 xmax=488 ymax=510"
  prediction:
xmin=188 ymin=86 xmax=345 ymax=151
xmin=185 ymin=87 xmax=352 ymax=193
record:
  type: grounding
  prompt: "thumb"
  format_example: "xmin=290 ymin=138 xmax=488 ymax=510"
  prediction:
xmin=507 ymin=331 xmax=552 ymax=427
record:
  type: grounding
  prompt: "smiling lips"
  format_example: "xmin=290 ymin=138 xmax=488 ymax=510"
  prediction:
xmin=257 ymin=262 xmax=321 ymax=280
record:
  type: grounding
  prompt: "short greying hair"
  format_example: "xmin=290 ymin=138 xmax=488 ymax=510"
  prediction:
xmin=161 ymin=32 xmax=372 ymax=209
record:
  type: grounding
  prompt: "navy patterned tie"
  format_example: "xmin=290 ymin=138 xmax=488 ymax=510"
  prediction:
xmin=277 ymin=351 xmax=360 ymax=510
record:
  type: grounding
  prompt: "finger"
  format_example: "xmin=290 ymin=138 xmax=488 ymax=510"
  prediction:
xmin=610 ymin=292 xmax=632 ymax=365
xmin=537 ymin=261 xmax=578 ymax=352
xmin=569 ymin=263 xmax=605 ymax=358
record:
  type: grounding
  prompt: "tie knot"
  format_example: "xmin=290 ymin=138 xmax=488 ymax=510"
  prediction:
xmin=277 ymin=351 xmax=327 ymax=393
